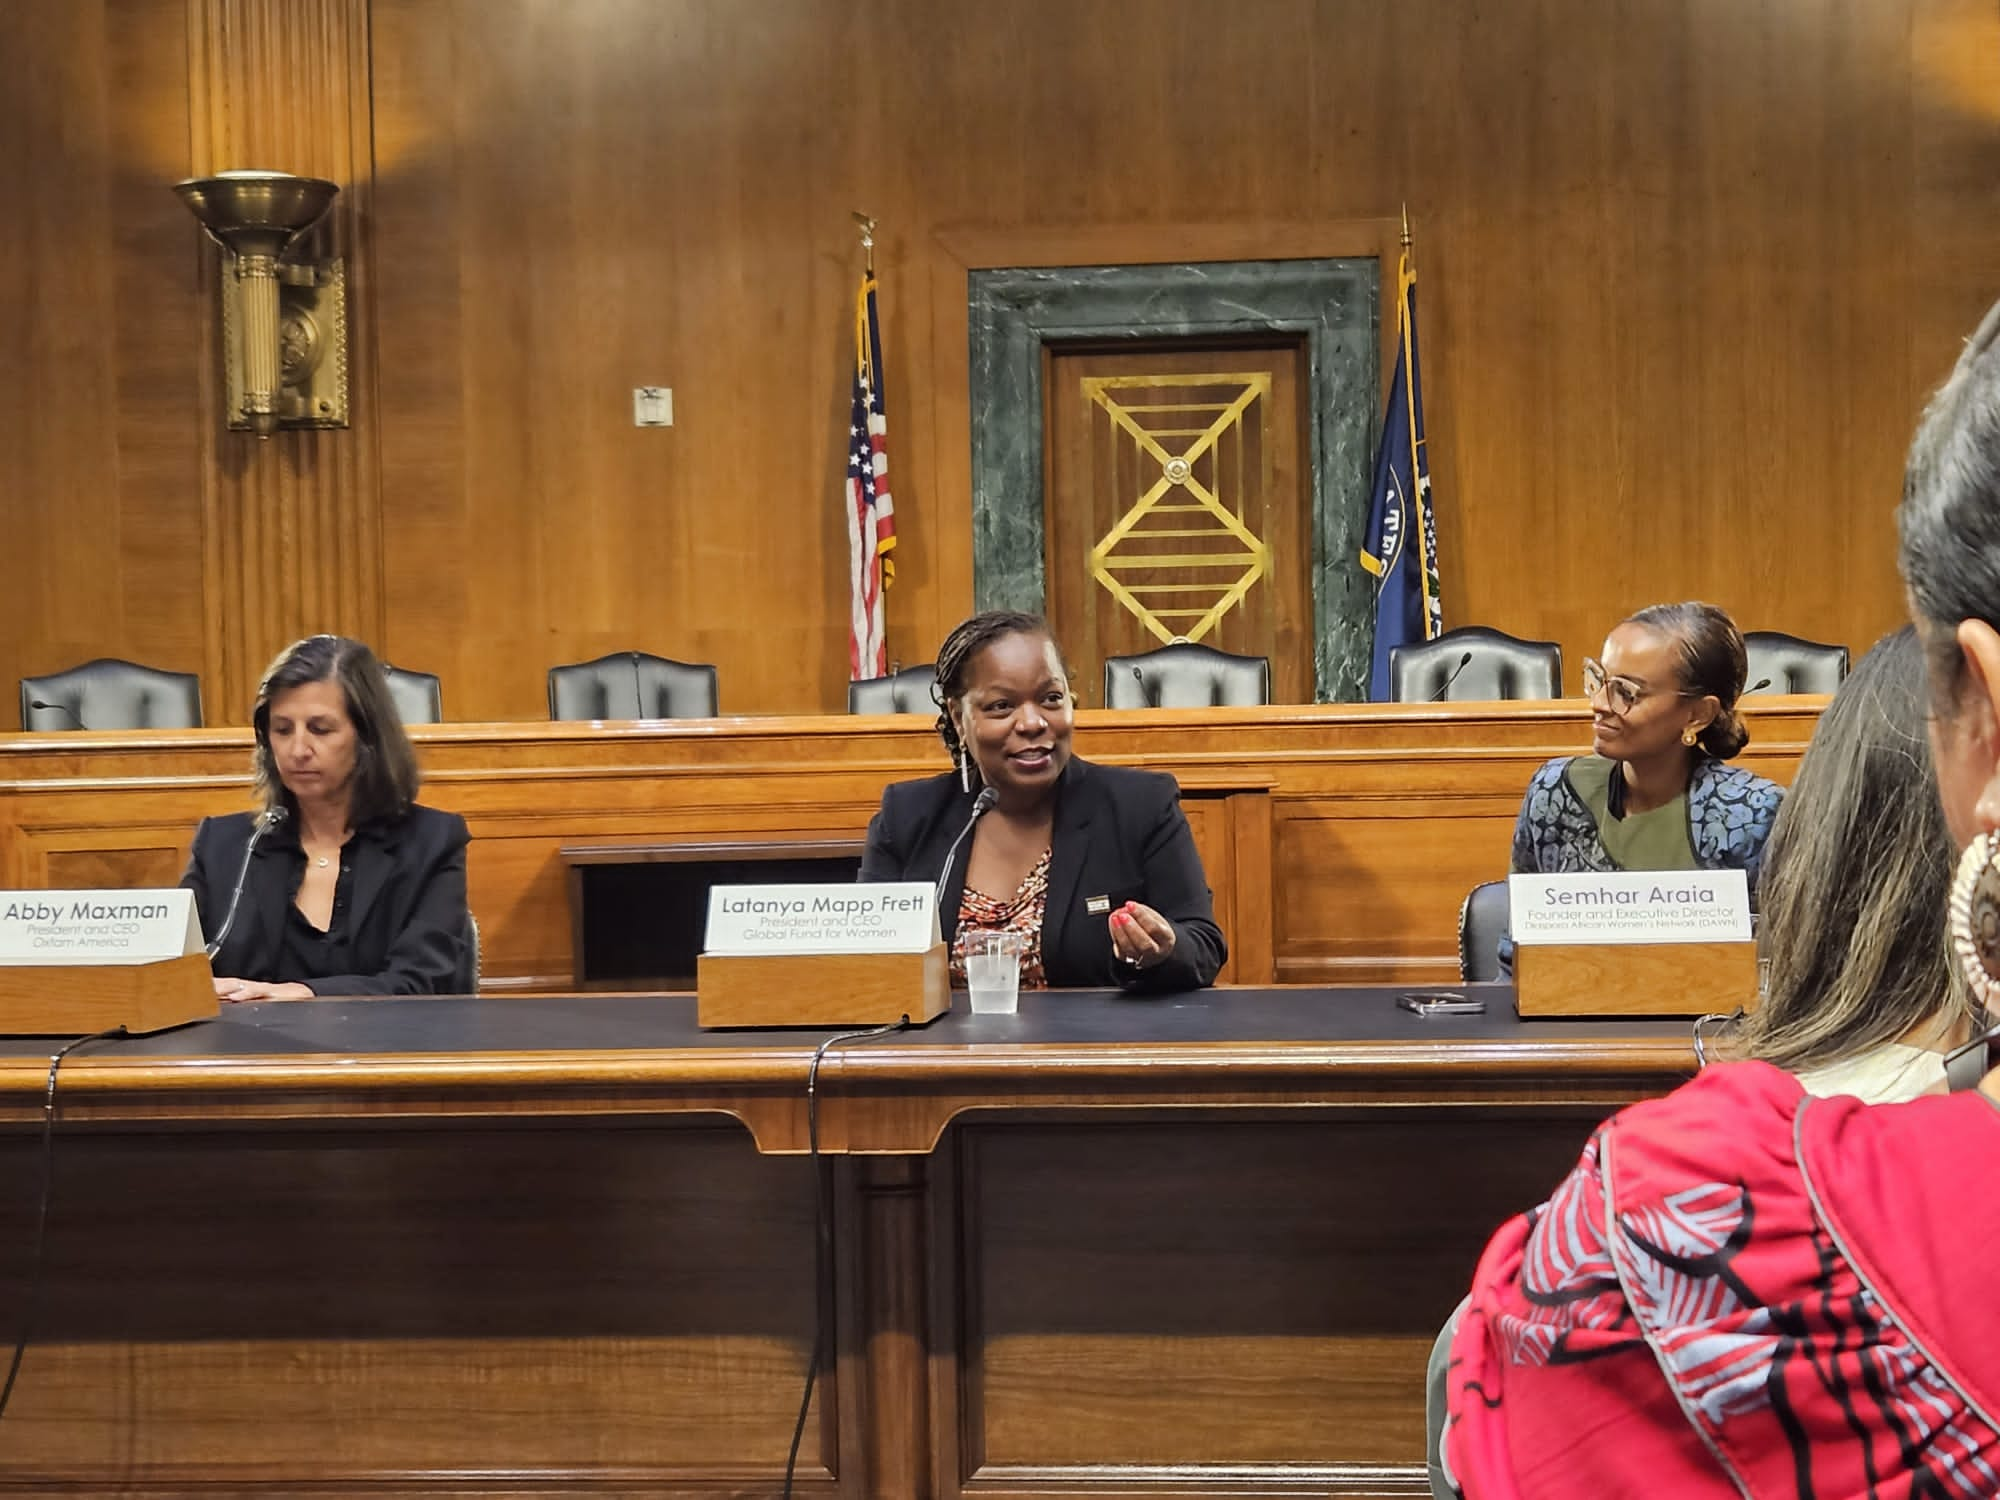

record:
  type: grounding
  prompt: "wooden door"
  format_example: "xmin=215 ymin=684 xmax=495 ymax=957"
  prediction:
xmin=1043 ymin=341 xmax=1312 ymax=704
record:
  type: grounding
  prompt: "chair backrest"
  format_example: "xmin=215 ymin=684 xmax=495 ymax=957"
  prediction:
xmin=1390 ymin=626 xmax=1562 ymax=703
xmin=456 ymin=911 xmax=481 ymax=994
xmin=1102 ymin=642 xmax=1271 ymax=709
xmin=848 ymin=664 xmax=938 ymax=715
xmin=19 ymin=657 xmax=204 ymax=731
xmin=381 ymin=665 xmax=444 ymax=725
xmin=1458 ymin=880 xmax=1510 ymax=983
xmin=1743 ymin=631 xmax=1849 ymax=694
xmin=547 ymin=651 xmax=719 ymax=720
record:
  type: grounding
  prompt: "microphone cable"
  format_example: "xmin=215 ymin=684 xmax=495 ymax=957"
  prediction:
xmin=780 ymin=1016 xmax=912 ymax=1498
xmin=0 ymin=1024 xmax=130 ymax=1422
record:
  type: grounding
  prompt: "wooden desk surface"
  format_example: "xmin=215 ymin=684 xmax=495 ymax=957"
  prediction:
xmin=0 ymin=697 xmax=1824 ymax=993
xmin=0 ymin=986 xmax=1691 ymax=1150
xmin=0 ymin=984 xmax=1680 ymax=1497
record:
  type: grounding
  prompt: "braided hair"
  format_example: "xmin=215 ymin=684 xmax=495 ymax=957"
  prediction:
xmin=929 ymin=610 xmax=1057 ymax=785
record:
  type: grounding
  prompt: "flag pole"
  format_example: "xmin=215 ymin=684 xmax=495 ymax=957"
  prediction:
xmin=852 ymin=210 xmax=875 ymax=276
xmin=1398 ymin=204 xmax=1437 ymax=639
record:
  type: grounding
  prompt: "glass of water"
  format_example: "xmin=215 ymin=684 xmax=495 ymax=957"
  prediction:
xmin=960 ymin=929 xmax=1028 ymax=1015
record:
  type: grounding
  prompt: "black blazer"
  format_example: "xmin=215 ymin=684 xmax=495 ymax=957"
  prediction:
xmin=859 ymin=757 xmax=1226 ymax=992
xmin=181 ymin=803 xmax=471 ymax=995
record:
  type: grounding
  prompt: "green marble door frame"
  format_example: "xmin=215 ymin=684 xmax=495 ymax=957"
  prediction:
xmin=967 ymin=259 xmax=1379 ymax=702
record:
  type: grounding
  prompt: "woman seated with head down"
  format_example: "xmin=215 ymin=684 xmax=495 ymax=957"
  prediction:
xmin=1436 ymin=301 xmax=2000 ymax=1498
xmin=1512 ymin=601 xmax=1783 ymax=894
xmin=859 ymin=611 xmax=1226 ymax=991
xmin=182 ymin=635 xmax=471 ymax=999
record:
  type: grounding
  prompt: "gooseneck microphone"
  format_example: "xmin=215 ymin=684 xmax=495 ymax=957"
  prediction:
xmin=203 ymin=807 xmax=289 ymax=962
xmin=933 ymin=787 xmax=999 ymax=915
xmin=1429 ymin=651 xmax=1475 ymax=702
xmin=1746 ymin=677 xmax=1773 ymax=695
xmin=629 ymin=652 xmax=647 ymax=720
xmin=1130 ymin=665 xmax=1160 ymax=708
xmin=26 ymin=700 xmax=85 ymax=731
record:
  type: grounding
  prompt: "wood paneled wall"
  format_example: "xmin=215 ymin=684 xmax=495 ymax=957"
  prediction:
xmin=6 ymin=0 xmax=1999 ymax=722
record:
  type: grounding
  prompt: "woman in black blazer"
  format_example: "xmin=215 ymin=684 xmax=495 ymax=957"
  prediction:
xmin=860 ymin=612 xmax=1226 ymax=992
xmin=181 ymin=635 xmax=470 ymax=998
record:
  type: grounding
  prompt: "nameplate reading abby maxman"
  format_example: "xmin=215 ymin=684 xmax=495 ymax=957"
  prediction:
xmin=703 ymin=882 xmax=936 ymax=957
xmin=0 ymin=889 xmax=203 ymax=966
xmin=1507 ymin=870 xmax=1752 ymax=946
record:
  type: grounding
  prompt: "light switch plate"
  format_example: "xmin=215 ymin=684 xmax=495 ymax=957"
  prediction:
xmin=633 ymin=386 xmax=673 ymax=427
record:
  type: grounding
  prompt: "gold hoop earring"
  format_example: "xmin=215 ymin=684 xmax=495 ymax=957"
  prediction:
xmin=1949 ymin=830 xmax=2000 ymax=1011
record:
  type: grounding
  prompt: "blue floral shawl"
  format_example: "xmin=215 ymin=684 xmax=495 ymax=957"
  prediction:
xmin=1509 ymin=755 xmax=1784 ymax=899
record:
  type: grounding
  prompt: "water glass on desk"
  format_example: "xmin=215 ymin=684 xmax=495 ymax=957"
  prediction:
xmin=961 ymin=930 xmax=1027 ymax=1015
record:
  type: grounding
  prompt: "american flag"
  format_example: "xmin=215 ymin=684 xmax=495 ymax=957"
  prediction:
xmin=847 ymin=271 xmax=895 ymax=679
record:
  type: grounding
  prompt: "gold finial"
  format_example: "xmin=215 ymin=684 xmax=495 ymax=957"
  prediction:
xmin=1400 ymin=203 xmax=1412 ymax=249
xmin=852 ymin=210 xmax=876 ymax=275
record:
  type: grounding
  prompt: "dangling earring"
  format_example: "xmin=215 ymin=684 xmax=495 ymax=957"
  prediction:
xmin=1950 ymin=830 xmax=2000 ymax=1011
xmin=957 ymin=745 xmax=972 ymax=794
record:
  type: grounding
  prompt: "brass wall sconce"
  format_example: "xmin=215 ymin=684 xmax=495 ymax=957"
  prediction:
xmin=173 ymin=171 xmax=348 ymax=438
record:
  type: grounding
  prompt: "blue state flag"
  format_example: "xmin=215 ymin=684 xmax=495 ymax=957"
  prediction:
xmin=1360 ymin=250 xmax=1442 ymax=699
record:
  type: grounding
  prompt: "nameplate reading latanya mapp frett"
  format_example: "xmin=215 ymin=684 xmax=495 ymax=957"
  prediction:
xmin=0 ymin=889 xmax=204 ymax=966
xmin=703 ymin=882 xmax=936 ymax=957
xmin=1507 ymin=870 xmax=1752 ymax=947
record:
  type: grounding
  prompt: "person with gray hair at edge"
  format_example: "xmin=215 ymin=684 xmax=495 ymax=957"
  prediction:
xmin=1434 ymin=300 xmax=2000 ymax=1497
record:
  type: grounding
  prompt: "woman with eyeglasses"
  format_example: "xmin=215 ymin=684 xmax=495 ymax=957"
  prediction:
xmin=1508 ymin=601 xmax=1783 ymax=895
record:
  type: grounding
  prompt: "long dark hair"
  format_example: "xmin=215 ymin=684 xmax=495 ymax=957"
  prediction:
xmin=1728 ymin=628 xmax=1974 ymax=1070
xmin=251 ymin=635 xmax=419 ymax=824
xmin=929 ymin=610 xmax=1060 ymax=783
xmin=1624 ymin=601 xmax=1751 ymax=759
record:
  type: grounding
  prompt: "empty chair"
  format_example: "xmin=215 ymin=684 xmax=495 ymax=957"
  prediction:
xmin=382 ymin=664 xmax=444 ymax=725
xmin=1744 ymin=631 xmax=1849 ymax=694
xmin=1458 ymin=880 xmax=1510 ymax=983
xmin=1103 ymin=642 xmax=1271 ymax=709
xmin=1390 ymin=626 xmax=1562 ymax=703
xmin=547 ymin=651 xmax=718 ymax=720
xmin=848 ymin=664 xmax=938 ymax=714
xmin=20 ymin=658 xmax=204 ymax=731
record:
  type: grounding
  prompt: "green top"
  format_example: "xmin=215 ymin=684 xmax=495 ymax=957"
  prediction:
xmin=1563 ymin=755 xmax=1698 ymax=871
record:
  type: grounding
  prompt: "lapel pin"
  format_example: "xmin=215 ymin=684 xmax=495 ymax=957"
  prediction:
xmin=1085 ymin=895 xmax=1110 ymax=914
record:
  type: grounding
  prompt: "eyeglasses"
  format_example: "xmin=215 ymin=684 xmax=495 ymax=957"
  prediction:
xmin=1582 ymin=658 xmax=1697 ymax=715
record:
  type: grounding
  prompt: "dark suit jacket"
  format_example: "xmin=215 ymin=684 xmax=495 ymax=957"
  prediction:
xmin=859 ymin=757 xmax=1226 ymax=992
xmin=181 ymin=803 xmax=471 ymax=995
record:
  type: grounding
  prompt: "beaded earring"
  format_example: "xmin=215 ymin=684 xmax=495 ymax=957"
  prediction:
xmin=1949 ymin=829 xmax=2000 ymax=1012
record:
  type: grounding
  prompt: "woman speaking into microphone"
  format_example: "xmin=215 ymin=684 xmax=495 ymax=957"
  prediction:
xmin=860 ymin=611 xmax=1226 ymax=992
xmin=182 ymin=635 xmax=471 ymax=999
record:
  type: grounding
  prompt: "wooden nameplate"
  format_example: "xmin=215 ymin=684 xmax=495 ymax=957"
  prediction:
xmin=1514 ymin=940 xmax=1758 ymax=1018
xmin=696 ymin=944 xmax=951 ymax=1029
xmin=0 ymin=952 xmax=220 ymax=1035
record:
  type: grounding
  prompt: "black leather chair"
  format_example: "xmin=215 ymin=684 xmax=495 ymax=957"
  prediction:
xmin=1744 ymin=631 xmax=1849 ymax=694
xmin=1103 ymin=643 xmax=1271 ymax=709
xmin=1390 ymin=626 xmax=1562 ymax=703
xmin=1458 ymin=880 xmax=1510 ymax=983
xmin=20 ymin=658 xmax=204 ymax=731
xmin=382 ymin=665 xmax=444 ymax=725
xmin=456 ymin=912 xmax=482 ymax=995
xmin=547 ymin=651 xmax=719 ymax=720
xmin=848 ymin=665 xmax=937 ymax=715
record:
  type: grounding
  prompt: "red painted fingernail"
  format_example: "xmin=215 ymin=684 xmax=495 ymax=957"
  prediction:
xmin=1112 ymin=912 xmax=1129 ymax=925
